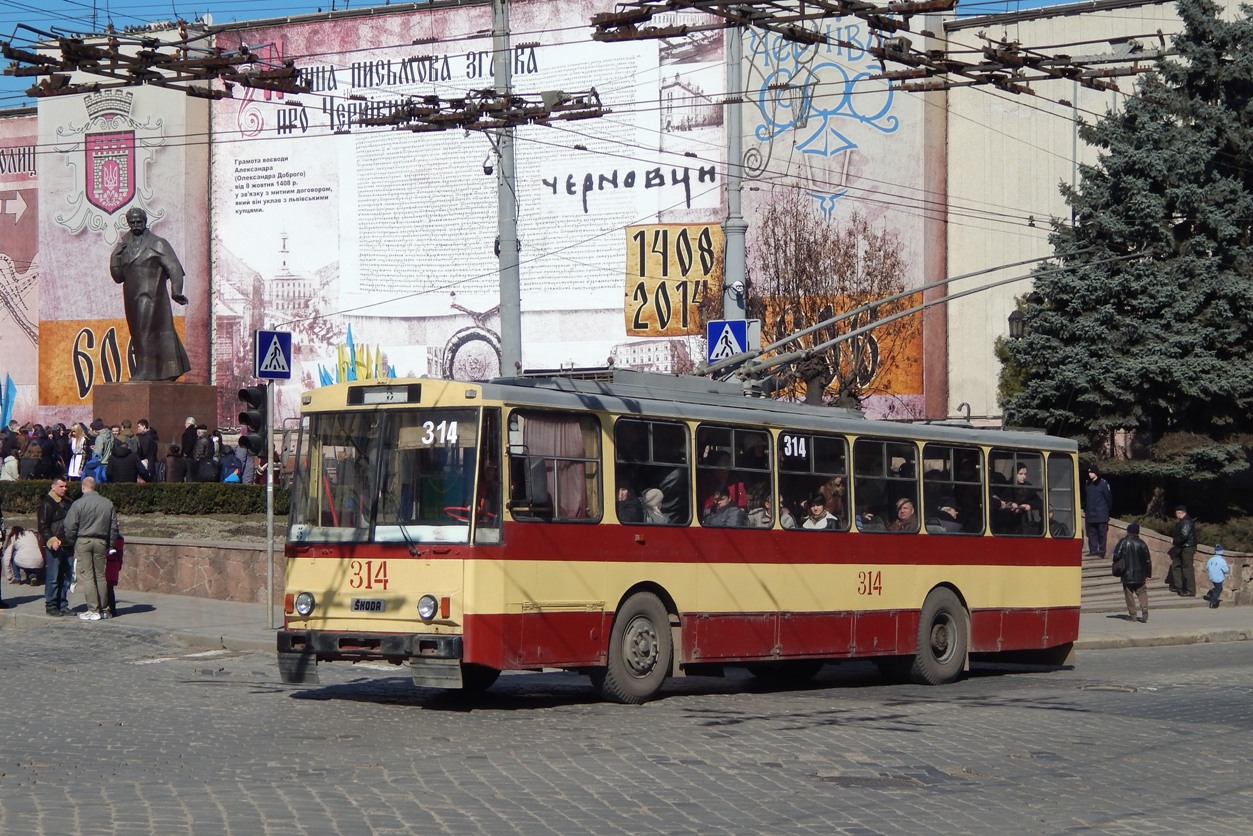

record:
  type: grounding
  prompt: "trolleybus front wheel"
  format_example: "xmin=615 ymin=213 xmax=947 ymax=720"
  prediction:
xmin=590 ymin=592 xmax=672 ymax=704
xmin=910 ymin=587 xmax=968 ymax=685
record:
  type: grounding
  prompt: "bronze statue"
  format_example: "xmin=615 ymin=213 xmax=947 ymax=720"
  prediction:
xmin=109 ymin=207 xmax=191 ymax=381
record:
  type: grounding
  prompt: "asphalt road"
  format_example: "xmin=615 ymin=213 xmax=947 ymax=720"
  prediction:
xmin=2 ymin=625 xmax=1250 ymax=835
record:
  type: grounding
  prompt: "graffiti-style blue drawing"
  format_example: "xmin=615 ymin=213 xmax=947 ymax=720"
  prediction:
xmin=746 ymin=27 xmax=899 ymax=214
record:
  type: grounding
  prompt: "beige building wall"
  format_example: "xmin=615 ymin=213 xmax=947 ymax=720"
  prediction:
xmin=943 ymin=0 xmax=1195 ymax=421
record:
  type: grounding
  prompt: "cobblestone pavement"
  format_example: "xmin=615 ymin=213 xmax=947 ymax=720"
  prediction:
xmin=1 ymin=624 xmax=1250 ymax=835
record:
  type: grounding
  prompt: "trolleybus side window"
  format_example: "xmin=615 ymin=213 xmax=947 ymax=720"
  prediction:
xmin=1046 ymin=452 xmax=1076 ymax=539
xmin=853 ymin=438 xmax=919 ymax=533
xmin=921 ymin=444 xmax=985 ymax=535
xmin=988 ymin=449 xmax=1044 ymax=536
xmin=696 ymin=425 xmax=769 ymax=528
xmin=777 ymin=431 xmax=849 ymax=531
xmin=613 ymin=418 xmax=690 ymax=525
xmin=507 ymin=410 xmax=602 ymax=523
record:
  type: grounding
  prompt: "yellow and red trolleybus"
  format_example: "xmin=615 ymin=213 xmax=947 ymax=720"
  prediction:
xmin=278 ymin=369 xmax=1081 ymax=702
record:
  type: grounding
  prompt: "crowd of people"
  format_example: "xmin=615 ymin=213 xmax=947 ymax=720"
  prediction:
xmin=0 ymin=416 xmax=269 ymax=486
xmin=0 ymin=413 xmax=274 ymax=617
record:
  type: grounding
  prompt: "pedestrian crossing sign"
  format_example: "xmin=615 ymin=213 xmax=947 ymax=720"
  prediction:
xmin=706 ymin=319 xmax=760 ymax=363
xmin=255 ymin=330 xmax=293 ymax=380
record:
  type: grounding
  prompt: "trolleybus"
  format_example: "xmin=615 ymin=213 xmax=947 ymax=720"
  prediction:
xmin=278 ymin=369 xmax=1081 ymax=702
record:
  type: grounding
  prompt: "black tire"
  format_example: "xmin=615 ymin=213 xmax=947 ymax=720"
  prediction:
xmin=460 ymin=664 xmax=500 ymax=694
xmin=590 ymin=592 xmax=672 ymax=704
xmin=910 ymin=587 xmax=968 ymax=685
xmin=745 ymin=659 xmax=824 ymax=681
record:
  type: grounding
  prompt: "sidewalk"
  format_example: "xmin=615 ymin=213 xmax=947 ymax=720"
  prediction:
xmin=1 ymin=584 xmax=1250 ymax=655
xmin=0 ymin=585 xmax=282 ymax=652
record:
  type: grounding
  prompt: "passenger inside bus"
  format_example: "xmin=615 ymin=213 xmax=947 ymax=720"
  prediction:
xmin=746 ymin=482 xmax=772 ymax=527
xmin=616 ymin=485 xmax=644 ymax=523
xmin=887 ymin=497 xmax=919 ymax=533
xmin=801 ymin=495 xmax=839 ymax=530
xmin=1008 ymin=464 xmax=1043 ymax=534
xmin=699 ymin=451 xmax=748 ymax=511
xmin=989 ymin=472 xmax=1013 ymax=533
xmin=927 ymin=498 xmax=966 ymax=533
xmin=739 ymin=434 xmax=769 ymax=470
xmin=640 ymin=488 xmax=669 ymax=524
xmin=702 ymin=486 xmax=748 ymax=527
xmin=856 ymin=505 xmax=885 ymax=531
xmin=819 ymin=475 xmax=847 ymax=520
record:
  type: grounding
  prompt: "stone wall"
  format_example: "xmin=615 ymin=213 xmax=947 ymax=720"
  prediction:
xmin=120 ymin=537 xmax=284 ymax=605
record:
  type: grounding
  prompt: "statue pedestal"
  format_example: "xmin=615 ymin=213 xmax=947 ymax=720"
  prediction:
xmin=93 ymin=382 xmax=218 ymax=457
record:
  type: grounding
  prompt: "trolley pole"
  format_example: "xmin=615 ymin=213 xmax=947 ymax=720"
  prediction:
xmin=722 ymin=24 xmax=747 ymax=321
xmin=494 ymin=0 xmax=523 ymax=373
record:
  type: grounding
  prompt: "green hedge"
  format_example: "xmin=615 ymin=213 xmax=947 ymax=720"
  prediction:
xmin=0 ymin=480 xmax=290 ymax=516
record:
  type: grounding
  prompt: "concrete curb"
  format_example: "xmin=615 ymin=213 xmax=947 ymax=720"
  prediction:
xmin=1076 ymin=628 xmax=1251 ymax=650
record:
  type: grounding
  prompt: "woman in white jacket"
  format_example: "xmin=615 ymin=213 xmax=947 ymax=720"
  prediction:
xmin=0 ymin=452 xmax=18 ymax=481
xmin=67 ymin=422 xmax=90 ymax=480
xmin=3 ymin=525 xmax=45 ymax=585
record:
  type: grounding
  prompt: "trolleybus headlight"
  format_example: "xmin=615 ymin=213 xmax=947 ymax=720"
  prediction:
xmin=417 ymin=594 xmax=439 ymax=620
xmin=294 ymin=592 xmax=316 ymax=617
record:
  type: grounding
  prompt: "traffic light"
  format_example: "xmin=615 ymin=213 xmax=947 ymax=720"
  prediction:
xmin=238 ymin=384 xmax=268 ymax=455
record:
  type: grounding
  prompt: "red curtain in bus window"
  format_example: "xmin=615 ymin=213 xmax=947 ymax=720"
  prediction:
xmin=524 ymin=414 xmax=587 ymax=519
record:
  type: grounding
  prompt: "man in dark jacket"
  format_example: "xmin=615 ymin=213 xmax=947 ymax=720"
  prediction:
xmin=1169 ymin=505 xmax=1198 ymax=597
xmin=135 ymin=418 xmax=159 ymax=472
xmin=181 ymin=417 xmax=198 ymax=461
xmin=1113 ymin=523 xmax=1152 ymax=623
xmin=37 ymin=478 xmax=73 ymax=616
xmin=105 ymin=442 xmax=151 ymax=483
xmin=1083 ymin=467 xmax=1112 ymax=557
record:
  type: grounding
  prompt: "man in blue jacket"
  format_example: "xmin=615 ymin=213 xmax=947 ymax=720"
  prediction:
xmin=1084 ymin=467 xmax=1112 ymax=557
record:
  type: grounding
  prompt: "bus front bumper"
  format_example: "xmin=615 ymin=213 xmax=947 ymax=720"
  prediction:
xmin=277 ymin=630 xmax=464 ymax=686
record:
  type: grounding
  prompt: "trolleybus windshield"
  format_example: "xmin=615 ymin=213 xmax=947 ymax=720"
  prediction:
xmin=289 ymin=408 xmax=482 ymax=544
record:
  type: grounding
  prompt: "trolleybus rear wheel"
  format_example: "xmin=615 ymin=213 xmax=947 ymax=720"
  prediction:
xmin=461 ymin=663 xmax=501 ymax=694
xmin=591 ymin=592 xmax=672 ymax=704
xmin=910 ymin=587 xmax=968 ymax=685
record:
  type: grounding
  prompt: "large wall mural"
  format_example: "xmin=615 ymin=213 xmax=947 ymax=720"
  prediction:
xmin=740 ymin=23 xmax=928 ymax=417
xmin=16 ymin=1 xmax=935 ymax=430
xmin=208 ymin=0 xmax=726 ymax=426
xmin=0 ymin=117 xmax=38 ymax=422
